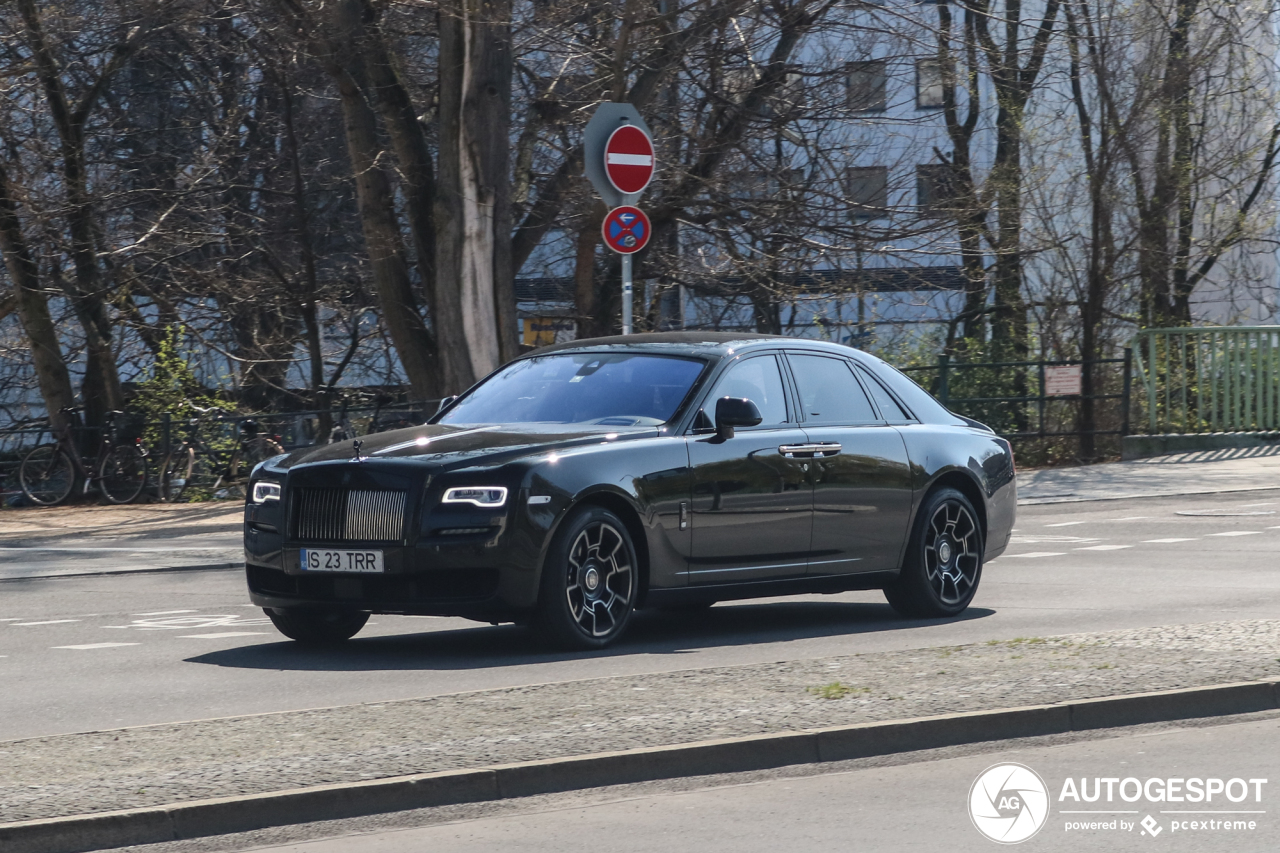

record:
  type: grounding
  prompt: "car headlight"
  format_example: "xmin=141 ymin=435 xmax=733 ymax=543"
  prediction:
xmin=441 ymin=486 xmax=508 ymax=507
xmin=252 ymin=481 xmax=282 ymax=504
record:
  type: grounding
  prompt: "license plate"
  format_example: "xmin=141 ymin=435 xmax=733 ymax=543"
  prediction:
xmin=300 ymin=548 xmax=384 ymax=573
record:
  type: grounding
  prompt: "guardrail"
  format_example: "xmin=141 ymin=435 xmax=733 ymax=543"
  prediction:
xmin=1131 ymin=326 xmax=1280 ymax=434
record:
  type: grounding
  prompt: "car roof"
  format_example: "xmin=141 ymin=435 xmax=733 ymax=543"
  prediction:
xmin=531 ymin=331 xmax=862 ymax=359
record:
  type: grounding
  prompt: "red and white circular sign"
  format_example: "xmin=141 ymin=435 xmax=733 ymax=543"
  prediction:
xmin=604 ymin=125 xmax=655 ymax=196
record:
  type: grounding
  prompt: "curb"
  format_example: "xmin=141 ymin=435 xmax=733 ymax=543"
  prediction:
xmin=2 ymin=679 xmax=1277 ymax=853
xmin=0 ymin=560 xmax=243 ymax=581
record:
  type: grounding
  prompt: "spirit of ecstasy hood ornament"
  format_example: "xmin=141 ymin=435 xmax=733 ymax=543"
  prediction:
xmin=352 ymin=439 xmax=364 ymax=461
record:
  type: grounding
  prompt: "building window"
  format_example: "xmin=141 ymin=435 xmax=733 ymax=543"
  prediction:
xmin=916 ymin=164 xmax=956 ymax=215
xmin=915 ymin=58 xmax=949 ymax=108
xmin=846 ymin=166 xmax=889 ymax=219
xmin=847 ymin=61 xmax=887 ymax=112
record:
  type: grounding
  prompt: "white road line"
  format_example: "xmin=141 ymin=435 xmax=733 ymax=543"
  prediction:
xmin=0 ymin=618 xmax=23 ymax=622
xmin=11 ymin=620 xmax=80 ymax=626
xmin=1045 ymin=521 xmax=1087 ymax=527
xmin=1145 ymin=538 xmax=1198 ymax=543
xmin=179 ymin=632 xmax=268 ymax=639
xmin=1207 ymin=531 xmax=1261 ymax=537
xmin=52 ymin=643 xmax=140 ymax=650
xmin=1239 ymin=502 xmax=1276 ymax=507
xmin=1115 ymin=516 xmax=1151 ymax=521
xmin=1075 ymin=545 xmax=1133 ymax=551
xmin=133 ymin=610 xmax=197 ymax=616
xmin=1001 ymin=552 xmax=1067 ymax=558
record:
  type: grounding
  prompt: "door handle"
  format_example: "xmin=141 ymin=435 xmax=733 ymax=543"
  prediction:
xmin=779 ymin=443 xmax=841 ymax=458
xmin=779 ymin=444 xmax=818 ymax=458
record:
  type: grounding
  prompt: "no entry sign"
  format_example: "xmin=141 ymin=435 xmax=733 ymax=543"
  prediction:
xmin=604 ymin=125 xmax=655 ymax=196
xmin=602 ymin=206 xmax=651 ymax=254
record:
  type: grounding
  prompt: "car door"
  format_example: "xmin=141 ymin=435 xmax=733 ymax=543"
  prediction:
xmin=784 ymin=352 xmax=913 ymax=575
xmin=685 ymin=353 xmax=813 ymax=583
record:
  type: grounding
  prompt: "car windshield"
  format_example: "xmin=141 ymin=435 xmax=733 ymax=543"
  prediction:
xmin=438 ymin=353 xmax=707 ymax=426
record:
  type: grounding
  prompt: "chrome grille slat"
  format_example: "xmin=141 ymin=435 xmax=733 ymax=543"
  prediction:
xmin=291 ymin=487 xmax=406 ymax=542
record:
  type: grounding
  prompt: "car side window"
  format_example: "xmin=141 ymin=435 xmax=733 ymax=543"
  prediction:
xmin=856 ymin=366 xmax=914 ymax=422
xmin=706 ymin=356 xmax=789 ymax=426
xmin=788 ymin=354 xmax=879 ymax=425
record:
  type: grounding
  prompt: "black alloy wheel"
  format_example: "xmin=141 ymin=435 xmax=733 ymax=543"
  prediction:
xmin=883 ymin=486 xmax=983 ymax=618
xmin=536 ymin=506 xmax=638 ymax=649
xmin=265 ymin=608 xmax=369 ymax=643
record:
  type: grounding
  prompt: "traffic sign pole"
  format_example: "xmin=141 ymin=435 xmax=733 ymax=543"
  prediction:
xmin=584 ymin=104 xmax=656 ymax=335
xmin=621 ymin=254 xmax=633 ymax=335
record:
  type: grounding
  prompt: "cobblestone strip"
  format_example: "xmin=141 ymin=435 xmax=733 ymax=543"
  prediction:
xmin=3 ymin=619 xmax=1278 ymax=824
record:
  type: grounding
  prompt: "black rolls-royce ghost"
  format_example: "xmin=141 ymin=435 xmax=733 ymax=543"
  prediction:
xmin=244 ymin=332 xmax=1016 ymax=648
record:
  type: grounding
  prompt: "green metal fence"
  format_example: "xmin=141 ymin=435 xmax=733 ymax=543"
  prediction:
xmin=1132 ymin=326 xmax=1280 ymax=433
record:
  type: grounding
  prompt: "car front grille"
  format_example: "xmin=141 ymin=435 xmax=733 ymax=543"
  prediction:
xmin=291 ymin=488 xmax=407 ymax=542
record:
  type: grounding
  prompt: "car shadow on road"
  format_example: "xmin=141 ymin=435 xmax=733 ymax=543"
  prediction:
xmin=184 ymin=600 xmax=995 ymax=672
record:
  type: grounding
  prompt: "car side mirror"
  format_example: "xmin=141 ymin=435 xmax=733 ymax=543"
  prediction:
xmin=436 ymin=395 xmax=458 ymax=415
xmin=714 ymin=396 xmax=762 ymax=440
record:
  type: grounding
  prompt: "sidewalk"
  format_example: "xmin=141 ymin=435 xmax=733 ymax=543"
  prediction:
xmin=0 ymin=503 xmax=242 ymax=580
xmin=1 ymin=618 xmax=1276 ymax=825
xmin=1019 ymin=446 xmax=1280 ymax=503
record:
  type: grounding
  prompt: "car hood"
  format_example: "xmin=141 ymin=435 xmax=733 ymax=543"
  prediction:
xmin=269 ymin=423 xmax=659 ymax=472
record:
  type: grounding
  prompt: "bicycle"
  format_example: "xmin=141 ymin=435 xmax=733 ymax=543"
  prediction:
xmin=156 ymin=406 xmax=284 ymax=502
xmin=326 ymin=391 xmax=418 ymax=443
xmin=19 ymin=407 xmax=149 ymax=506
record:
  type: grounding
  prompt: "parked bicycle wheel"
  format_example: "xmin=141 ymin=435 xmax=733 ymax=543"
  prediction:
xmin=19 ymin=444 xmax=76 ymax=506
xmin=156 ymin=447 xmax=194 ymax=502
xmin=227 ymin=436 xmax=285 ymax=495
xmin=99 ymin=444 xmax=148 ymax=505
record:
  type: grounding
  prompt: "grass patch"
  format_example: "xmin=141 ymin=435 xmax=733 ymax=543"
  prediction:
xmin=807 ymin=682 xmax=871 ymax=700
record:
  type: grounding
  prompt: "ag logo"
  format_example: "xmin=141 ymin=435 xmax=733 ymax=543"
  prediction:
xmin=969 ymin=763 xmax=1050 ymax=844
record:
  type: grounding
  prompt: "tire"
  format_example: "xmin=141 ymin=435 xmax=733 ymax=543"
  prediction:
xmin=535 ymin=506 xmax=638 ymax=650
xmin=883 ymin=487 xmax=984 ymax=618
xmin=265 ymin=608 xmax=369 ymax=643
xmin=156 ymin=447 xmax=195 ymax=502
xmin=19 ymin=444 xmax=76 ymax=506
xmin=99 ymin=444 xmax=148 ymax=504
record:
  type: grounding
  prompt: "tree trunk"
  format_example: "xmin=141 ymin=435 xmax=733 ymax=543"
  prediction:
xmin=0 ymin=162 xmax=77 ymax=432
xmin=312 ymin=3 xmax=440 ymax=400
xmin=436 ymin=0 xmax=517 ymax=392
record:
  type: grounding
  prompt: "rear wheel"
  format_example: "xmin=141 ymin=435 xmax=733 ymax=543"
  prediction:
xmin=156 ymin=447 xmax=195 ymax=502
xmin=535 ymin=506 xmax=638 ymax=650
xmin=99 ymin=444 xmax=147 ymax=504
xmin=265 ymin=608 xmax=369 ymax=643
xmin=19 ymin=444 xmax=75 ymax=506
xmin=883 ymin=487 xmax=983 ymax=618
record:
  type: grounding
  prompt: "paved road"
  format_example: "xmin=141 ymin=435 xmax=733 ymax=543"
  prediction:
xmin=3 ymin=489 xmax=1280 ymax=741
xmin=228 ymin=713 xmax=1280 ymax=853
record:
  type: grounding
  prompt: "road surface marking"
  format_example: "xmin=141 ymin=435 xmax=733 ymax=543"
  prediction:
xmin=52 ymin=643 xmax=140 ymax=650
xmin=0 ymin=618 xmax=23 ymax=622
xmin=12 ymin=620 xmax=79 ymax=626
xmin=1115 ymin=516 xmax=1151 ymax=521
xmin=1045 ymin=521 xmax=1087 ymax=527
xmin=1075 ymin=545 xmax=1133 ymax=551
xmin=1239 ymin=502 xmax=1276 ymax=507
xmin=1001 ymin=552 xmax=1066 ymax=558
xmin=133 ymin=610 xmax=197 ymax=616
xmin=1207 ymin=531 xmax=1261 ymax=537
xmin=179 ymin=632 xmax=268 ymax=639
xmin=1144 ymin=538 xmax=1197 ymax=543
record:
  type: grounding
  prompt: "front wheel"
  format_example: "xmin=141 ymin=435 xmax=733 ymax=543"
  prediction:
xmin=265 ymin=608 xmax=369 ymax=643
xmin=535 ymin=506 xmax=638 ymax=650
xmin=99 ymin=444 xmax=148 ymax=504
xmin=19 ymin=444 xmax=76 ymax=506
xmin=156 ymin=447 xmax=195 ymax=502
xmin=883 ymin=487 xmax=984 ymax=618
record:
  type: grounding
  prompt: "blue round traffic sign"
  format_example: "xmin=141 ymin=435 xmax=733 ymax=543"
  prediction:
xmin=602 ymin=206 xmax=651 ymax=254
